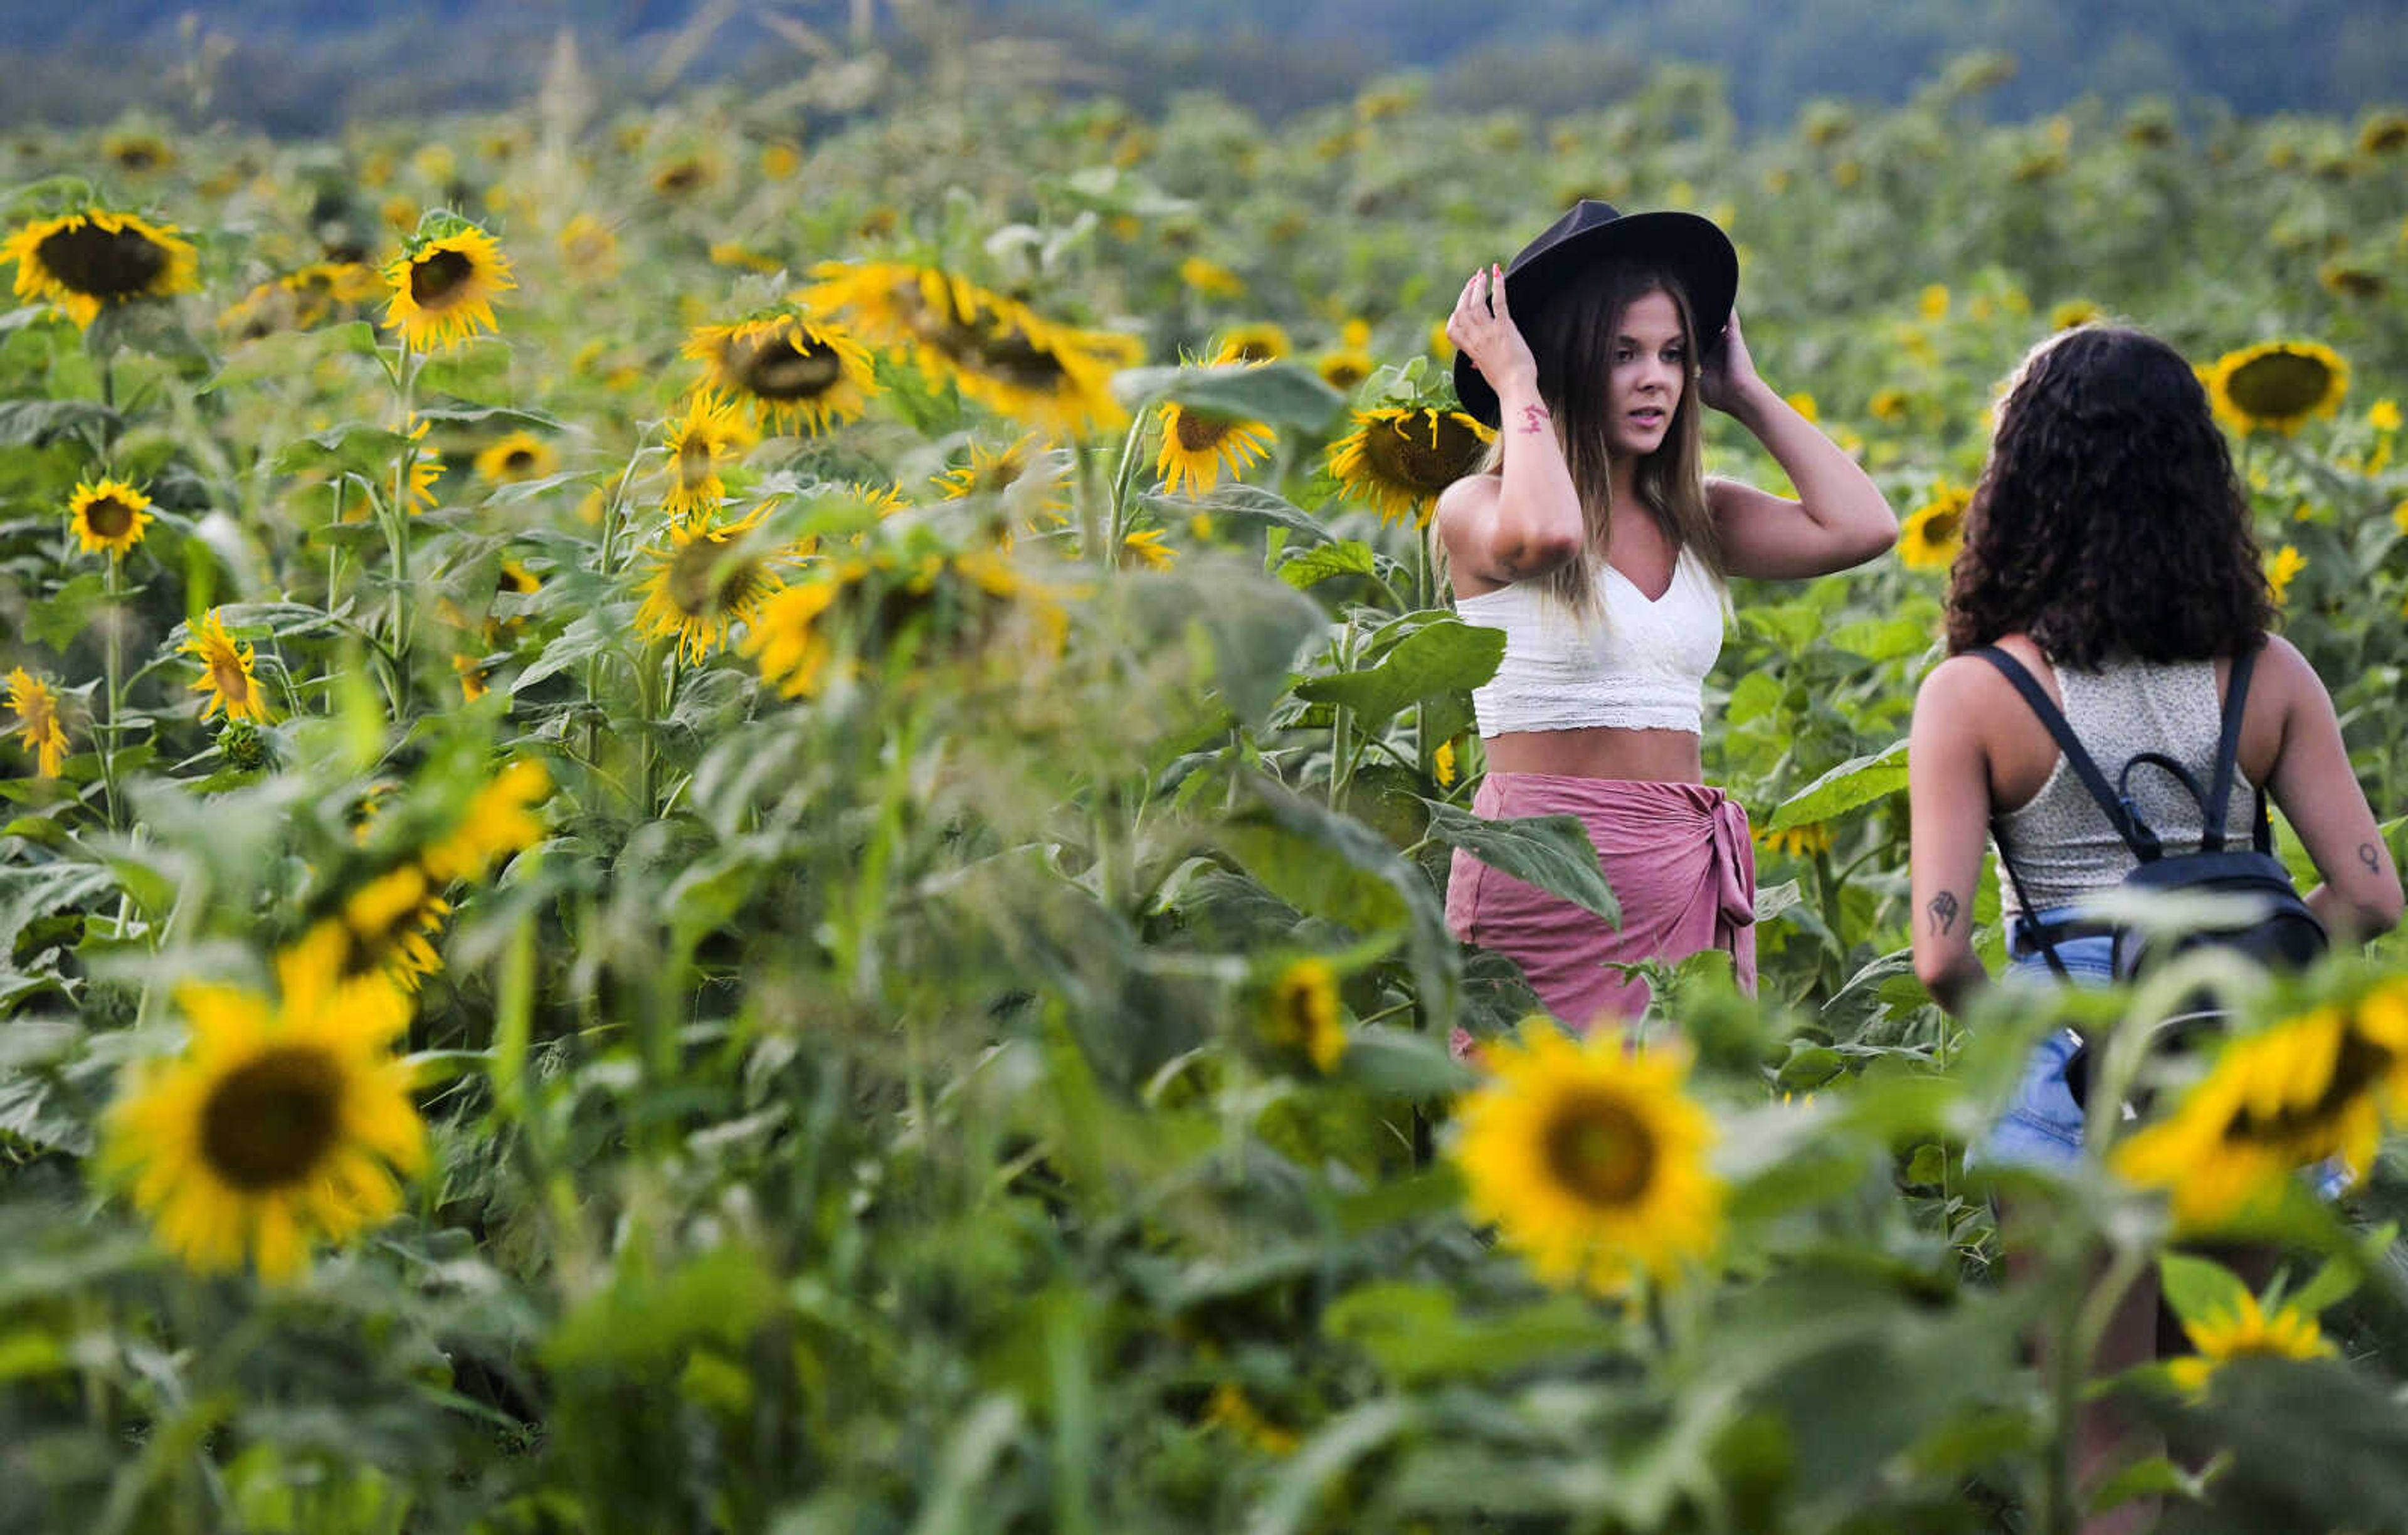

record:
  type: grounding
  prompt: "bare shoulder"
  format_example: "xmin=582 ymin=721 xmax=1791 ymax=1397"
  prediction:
xmin=2250 ymin=633 xmax=2321 ymax=697
xmin=1434 ymin=473 xmax=1504 ymax=592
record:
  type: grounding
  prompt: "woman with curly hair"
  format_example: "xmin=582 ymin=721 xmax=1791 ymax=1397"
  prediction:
xmin=1908 ymin=322 xmax=2400 ymax=1534
xmin=1439 ymin=202 xmax=1896 ymax=1033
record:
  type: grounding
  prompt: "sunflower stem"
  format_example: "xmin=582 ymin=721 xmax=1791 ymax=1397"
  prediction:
xmin=387 ymin=337 xmax=420 ymax=708
xmin=100 ymin=555 xmax=123 ymax=833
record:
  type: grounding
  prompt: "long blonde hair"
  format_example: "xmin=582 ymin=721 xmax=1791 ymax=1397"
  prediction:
xmin=1450 ymin=266 xmax=1722 ymax=613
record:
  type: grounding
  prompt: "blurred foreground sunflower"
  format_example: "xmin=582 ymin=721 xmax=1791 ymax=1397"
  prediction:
xmin=100 ymin=947 xmax=424 ymax=1282
xmin=421 ymin=758 xmax=551 ymax=884
xmin=2167 ymin=1292 xmax=2335 ymax=1398
xmin=2 ymin=206 xmax=200 ymax=329
xmin=1258 ymin=956 xmax=1344 ymax=1073
xmin=316 ymin=863 xmax=452 ymax=990
xmin=1455 ymin=1027 xmax=1723 ymax=1292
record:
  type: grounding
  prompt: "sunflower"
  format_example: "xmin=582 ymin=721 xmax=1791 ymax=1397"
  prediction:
xmin=402 ymin=417 xmax=445 ymax=513
xmin=1433 ymin=738 xmax=1458 ymax=787
xmin=1223 ymin=322 xmax=1291 ymax=362
xmin=1324 ymin=408 xmax=1497 ymax=527
xmin=1868 ymin=387 xmax=1911 ymax=422
xmin=6 ymin=667 xmax=68 ymax=778
xmin=683 ymin=310 xmax=880 ymax=437
xmin=1203 ymin=1384 xmax=1301 ymax=1457
xmin=472 ymin=431 xmax=557 ymax=485
xmin=636 ymin=505 xmax=788 ymax=662
xmin=1317 ymin=319 xmax=1376 ymax=392
xmin=68 ymin=477 xmax=154 ymax=559
xmin=2166 ymin=1291 xmax=2336 ymax=1398
xmin=1454 ymin=1027 xmax=1724 ymax=1292
xmin=2358 ymin=111 xmax=2408 ymax=156
xmin=800 ymin=261 xmax=1139 ymax=436
xmin=102 ymin=132 xmax=175 ymax=172
xmin=421 ymin=758 xmax=552 ymax=884
xmin=1898 ymin=483 xmax=1972 ymax=571
xmin=660 ymin=391 xmax=754 ymax=520
xmin=1259 ymin=956 xmax=1344 ymax=1073
xmin=98 ymin=947 xmax=425 ymax=1282
xmin=744 ymin=573 xmax=850 ymax=700
xmin=557 ymin=214 xmax=620 ymax=282
xmin=2264 ymin=544 xmax=2306 ymax=606
xmin=2318 ymin=260 xmax=2385 ymax=302
xmin=934 ymin=435 xmax=1072 ymax=523
xmin=379 ymin=216 xmax=517 ymax=352
xmin=184 ymin=610 xmax=273 ymax=725
xmin=760 ymin=140 xmax=803 ymax=180
xmin=1178 ymin=256 xmax=1246 ymax=300
xmin=318 ymin=863 xmax=450 ymax=989
xmin=648 ymin=154 xmax=721 ymax=198
xmin=1121 ymin=527 xmax=1176 ymax=571
xmin=2050 ymin=298 xmax=2103 ymax=330
xmin=2205 ymin=341 xmax=2350 ymax=435
xmin=1756 ymin=822 xmax=1834 ymax=859
xmin=1156 ymin=342 xmax=1278 ymax=496
xmin=2113 ymin=1006 xmax=2385 ymax=1229
xmin=2 ymin=207 xmax=201 ymax=329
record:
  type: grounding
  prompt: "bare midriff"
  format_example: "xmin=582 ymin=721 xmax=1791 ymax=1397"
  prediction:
xmin=1480 ymin=725 xmax=1704 ymax=783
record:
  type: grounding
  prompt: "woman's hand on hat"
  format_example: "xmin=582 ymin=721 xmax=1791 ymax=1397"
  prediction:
xmin=1447 ymin=263 xmax=1538 ymax=399
xmin=1696 ymin=305 xmax=1763 ymax=416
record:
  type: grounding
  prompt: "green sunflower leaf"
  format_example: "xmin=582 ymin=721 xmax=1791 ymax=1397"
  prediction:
xmin=1763 ymin=737 xmax=1911 ymax=832
xmin=0 ymin=398 xmax=119 ymax=448
xmin=2158 ymin=1252 xmax=2254 ymax=1332
xmin=273 ymin=423 xmax=411 ymax=478
xmin=202 ymin=320 xmax=379 ymax=393
xmin=1292 ymin=617 xmax=1504 ymax=732
xmin=1113 ymin=361 xmax=1343 ymax=430
xmin=1276 ymin=539 xmax=1378 ymax=590
xmin=23 ymin=571 xmax=107 ymax=653
xmin=1420 ymin=800 xmax=1620 ymax=924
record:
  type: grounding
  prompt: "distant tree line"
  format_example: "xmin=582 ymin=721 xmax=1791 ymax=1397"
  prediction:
xmin=1 ymin=0 xmax=2399 ymax=135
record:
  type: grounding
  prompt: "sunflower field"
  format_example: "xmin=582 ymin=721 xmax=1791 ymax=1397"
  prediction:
xmin=4 ymin=33 xmax=2408 ymax=1535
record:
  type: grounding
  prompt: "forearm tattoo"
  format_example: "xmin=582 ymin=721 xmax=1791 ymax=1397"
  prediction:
xmin=1516 ymin=403 xmax=1551 ymax=435
xmin=2362 ymin=841 xmax=2382 ymax=873
xmin=1926 ymin=890 xmax=1960 ymax=937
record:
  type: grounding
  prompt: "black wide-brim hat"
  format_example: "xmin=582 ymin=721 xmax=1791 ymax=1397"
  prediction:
xmin=1451 ymin=200 xmax=1738 ymax=428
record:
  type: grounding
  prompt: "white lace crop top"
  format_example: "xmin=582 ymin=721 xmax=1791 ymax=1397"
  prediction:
xmin=1453 ymin=547 xmax=1726 ymax=735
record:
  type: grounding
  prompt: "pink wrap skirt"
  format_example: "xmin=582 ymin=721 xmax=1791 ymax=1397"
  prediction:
xmin=1444 ymin=774 xmax=1757 ymax=1031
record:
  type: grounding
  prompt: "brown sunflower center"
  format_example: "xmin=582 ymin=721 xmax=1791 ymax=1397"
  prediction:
xmin=2224 ymin=352 xmax=2338 ymax=419
xmin=34 ymin=221 xmax=169 ymax=299
xmin=960 ymin=329 xmax=1071 ymax=390
xmin=409 ymin=248 xmax=475 ymax=308
xmin=200 ymin=1043 xmax=346 ymax=1190
xmin=210 ymin=650 xmax=253 ymax=705
xmin=667 ymin=535 xmax=766 ymax=617
xmin=733 ymin=333 xmax=844 ymax=401
xmin=1921 ymin=509 xmax=1963 ymax=546
xmin=1542 ymin=1090 xmax=1657 ymax=1208
xmin=1362 ymin=414 xmax=1487 ymax=494
xmin=504 ymin=448 xmax=537 ymax=473
xmin=1322 ymin=358 xmax=1370 ymax=390
xmin=112 ymin=143 xmax=163 ymax=169
xmin=1234 ymin=339 xmax=1280 ymax=363
xmin=676 ymin=437 xmax=717 ymax=487
xmin=656 ymin=163 xmax=704 ymax=193
xmin=1176 ymin=410 xmax=1235 ymax=453
xmin=85 ymin=495 xmax=137 ymax=539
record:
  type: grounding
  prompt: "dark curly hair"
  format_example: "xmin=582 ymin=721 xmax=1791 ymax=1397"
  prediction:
xmin=1945 ymin=324 xmax=2273 ymax=665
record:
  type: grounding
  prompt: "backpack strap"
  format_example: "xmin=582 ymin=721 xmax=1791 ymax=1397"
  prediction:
xmin=1989 ymin=815 xmax=2073 ymax=980
xmin=1971 ymin=646 xmax=2164 ymax=861
xmin=2202 ymin=646 xmax=2258 ymax=855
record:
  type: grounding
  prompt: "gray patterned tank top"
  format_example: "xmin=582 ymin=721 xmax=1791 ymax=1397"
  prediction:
xmin=1994 ymin=656 xmax=2258 ymax=919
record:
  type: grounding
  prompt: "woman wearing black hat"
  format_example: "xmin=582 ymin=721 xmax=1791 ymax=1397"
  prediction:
xmin=1439 ymin=202 xmax=1896 ymax=1032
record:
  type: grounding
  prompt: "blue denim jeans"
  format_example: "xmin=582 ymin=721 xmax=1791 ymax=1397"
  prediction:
xmin=1976 ymin=909 xmax=2351 ymax=1199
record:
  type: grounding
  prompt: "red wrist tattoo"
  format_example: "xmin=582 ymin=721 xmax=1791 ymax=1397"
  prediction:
xmin=1516 ymin=403 xmax=1550 ymax=435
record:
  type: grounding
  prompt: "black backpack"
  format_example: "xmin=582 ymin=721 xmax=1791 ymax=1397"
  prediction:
xmin=1975 ymin=646 xmax=2328 ymax=1100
